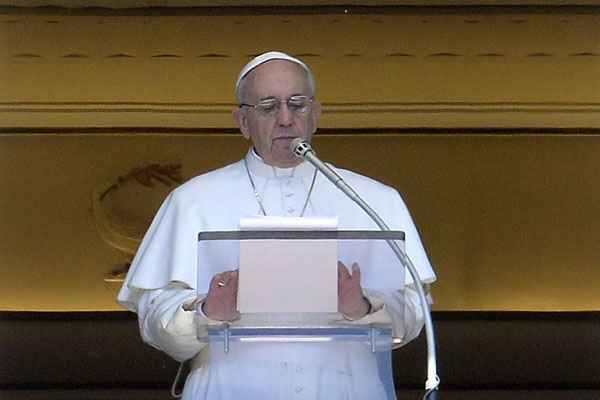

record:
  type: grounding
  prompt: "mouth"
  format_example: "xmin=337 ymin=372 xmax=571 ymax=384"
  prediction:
xmin=271 ymin=137 xmax=299 ymax=156
xmin=274 ymin=135 xmax=297 ymax=140
xmin=272 ymin=136 xmax=298 ymax=145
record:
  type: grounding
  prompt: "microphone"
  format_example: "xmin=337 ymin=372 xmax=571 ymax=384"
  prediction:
xmin=290 ymin=138 xmax=389 ymax=228
xmin=290 ymin=138 xmax=441 ymax=395
xmin=290 ymin=138 xmax=356 ymax=197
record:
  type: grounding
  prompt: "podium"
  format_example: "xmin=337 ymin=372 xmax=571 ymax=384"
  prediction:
xmin=196 ymin=230 xmax=406 ymax=400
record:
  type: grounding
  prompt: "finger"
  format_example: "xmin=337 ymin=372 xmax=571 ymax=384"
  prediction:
xmin=213 ymin=278 xmax=225 ymax=290
xmin=209 ymin=274 xmax=222 ymax=290
xmin=338 ymin=262 xmax=350 ymax=280
xmin=217 ymin=271 xmax=236 ymax=288
xmin=230 ymin=271 xmax=239 ymax=291
xmin=223 ymin=285 xmax=237 ymax=302
xmin=351 ymin=263 xmax=361 ymax=281
xmin=220 ymin=277 xmax=229 ymax=287
xmin=232 ymin=282 xmax=239 ymax=308
xmin=225 ymin=270 xmax=237 ymax=284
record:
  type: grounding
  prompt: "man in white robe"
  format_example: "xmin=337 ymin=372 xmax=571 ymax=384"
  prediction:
xmin=118 ymin=51 xmax=436 ymax=400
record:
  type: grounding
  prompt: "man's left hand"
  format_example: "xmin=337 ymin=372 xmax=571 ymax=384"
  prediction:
xmin=338 ymin=261 xmax=370 ymax=320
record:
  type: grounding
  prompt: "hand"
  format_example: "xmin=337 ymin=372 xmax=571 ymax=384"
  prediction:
xmin=202 ymin=270 xmax=240 ymax=321
xmin=338 ymin=261 xmax=370 ymax=320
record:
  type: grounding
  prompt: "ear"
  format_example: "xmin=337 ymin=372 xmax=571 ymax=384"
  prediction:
xmin=310 ymin=100 xmax=322 ymax=133
xmin=233 ymin=108 xmax=250 ymax=140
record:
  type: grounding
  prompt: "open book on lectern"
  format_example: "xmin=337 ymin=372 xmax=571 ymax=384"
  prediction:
xmin=196 ymin=216 xmax=405 ymax=316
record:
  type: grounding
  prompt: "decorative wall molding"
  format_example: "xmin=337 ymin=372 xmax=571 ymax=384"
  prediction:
xmin=2 ymin=10 xmax=599 ymax=129
xmin=1 ymin=101 xmax=599 ymax=129
xmin=2 ymin=2 xmax=600 ymax=11
xmin=92 ymin=163 xmax=183 ymax=254
xmin=5 ymin=51 xmax=600 ymax=59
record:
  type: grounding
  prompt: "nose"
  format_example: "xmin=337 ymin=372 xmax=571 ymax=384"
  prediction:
xmin=277 ymin=102 xmax=293 ymax=127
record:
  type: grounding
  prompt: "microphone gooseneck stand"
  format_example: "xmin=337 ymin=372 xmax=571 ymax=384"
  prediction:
xmin=291 ymin=139 xmax=440 ymax=400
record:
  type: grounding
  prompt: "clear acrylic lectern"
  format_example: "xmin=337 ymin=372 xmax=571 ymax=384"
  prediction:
xmin=196 ymin=230 xmax=406 ymax=400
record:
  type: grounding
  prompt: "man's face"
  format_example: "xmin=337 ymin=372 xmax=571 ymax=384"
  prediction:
xmin=234 ymin=60 xmax=321 ymax=168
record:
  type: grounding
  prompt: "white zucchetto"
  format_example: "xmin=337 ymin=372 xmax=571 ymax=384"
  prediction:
xmin=235 ymin=51 xmax=311 ymax=101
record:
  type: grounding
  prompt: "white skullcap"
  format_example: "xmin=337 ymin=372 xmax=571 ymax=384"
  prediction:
xmin=235 ymin=51 xmax=313 ymax=102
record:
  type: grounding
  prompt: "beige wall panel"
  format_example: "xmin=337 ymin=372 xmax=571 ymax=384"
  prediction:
xmin=1 ymin=133 xmax=599 ymax=312
xmin=2 ymin=57 xmax=599 ymax=128
xmin=2 ymin=13 xmax=599 ymax=128
xmin=3 ymin=57 xmax=600 ymax=104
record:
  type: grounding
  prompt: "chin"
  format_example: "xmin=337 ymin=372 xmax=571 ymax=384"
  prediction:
xmin=273 ymin=156 xmax=302 ymax=168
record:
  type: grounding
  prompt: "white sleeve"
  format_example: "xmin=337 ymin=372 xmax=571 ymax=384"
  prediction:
xmin=348 ymin=285 xmax=431 ymax=348
xmin=136 ymin=285 xmax=212 ymax=362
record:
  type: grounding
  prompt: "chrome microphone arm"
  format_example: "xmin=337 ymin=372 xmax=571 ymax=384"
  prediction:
xmin=291 ymin=139 xmax=440 ymax=395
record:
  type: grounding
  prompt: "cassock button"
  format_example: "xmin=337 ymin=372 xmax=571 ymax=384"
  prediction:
xmin=286 ymin=207 xmax=295 ymax=214
xmin=284 ymin=192 xmax=294 ymax=198
xmin=294 ymin=386 xmax=303 ymax=393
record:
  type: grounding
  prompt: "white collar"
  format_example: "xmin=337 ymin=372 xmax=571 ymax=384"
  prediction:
xmin=245 ymin=147 xmax=315 ymax=179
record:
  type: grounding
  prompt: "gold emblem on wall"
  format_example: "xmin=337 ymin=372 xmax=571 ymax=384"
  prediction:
xmin=92 ymin=164 xmax=184 ymax=282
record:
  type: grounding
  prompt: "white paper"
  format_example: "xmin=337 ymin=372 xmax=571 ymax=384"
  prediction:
xmin=240 ymin=216 xmax=338 ymax=231
xmin=237 ymin=217 xmax=338 ymax=313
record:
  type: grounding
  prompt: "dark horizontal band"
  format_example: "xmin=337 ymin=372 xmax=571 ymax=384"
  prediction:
xmin=198 ymin=230 xmax=405 ymax=241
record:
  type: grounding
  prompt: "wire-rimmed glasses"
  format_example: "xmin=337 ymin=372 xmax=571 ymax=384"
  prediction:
xmin=239 ymin=95 xmax=314 ymax=117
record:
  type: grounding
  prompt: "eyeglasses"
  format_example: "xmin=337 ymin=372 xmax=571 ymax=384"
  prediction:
xmin=239 ymin=95 xmax=314 ymax=117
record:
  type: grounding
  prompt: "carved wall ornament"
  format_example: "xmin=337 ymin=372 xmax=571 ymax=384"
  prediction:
xmin=94 ymin=163 xmax=183 ymax=253
xmin=104 ymin=262 xmax=131 ymax=283
xmin=92 ymin=163 xmax=184 ymax=282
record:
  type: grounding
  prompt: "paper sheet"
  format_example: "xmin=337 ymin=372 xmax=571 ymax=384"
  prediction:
xmin=238 ymin=217 xmax=338 ymax=313
xmin=240 ymin=216 xmax=338 ymax=231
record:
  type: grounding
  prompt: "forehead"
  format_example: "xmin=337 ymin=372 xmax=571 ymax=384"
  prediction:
xmin=246 ymin=60 xmax=310 ymax=99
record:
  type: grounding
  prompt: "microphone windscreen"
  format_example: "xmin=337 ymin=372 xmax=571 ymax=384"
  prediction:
xmin=290 ymin=138 xmax=311 ymax=158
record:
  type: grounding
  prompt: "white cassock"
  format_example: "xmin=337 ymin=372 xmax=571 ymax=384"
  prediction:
xmin=118 ymin=149 xmax=436 ymax=400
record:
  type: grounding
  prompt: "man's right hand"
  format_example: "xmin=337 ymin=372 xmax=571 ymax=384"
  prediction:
xmin=202 ymin=270 xmax=240 ymax=321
